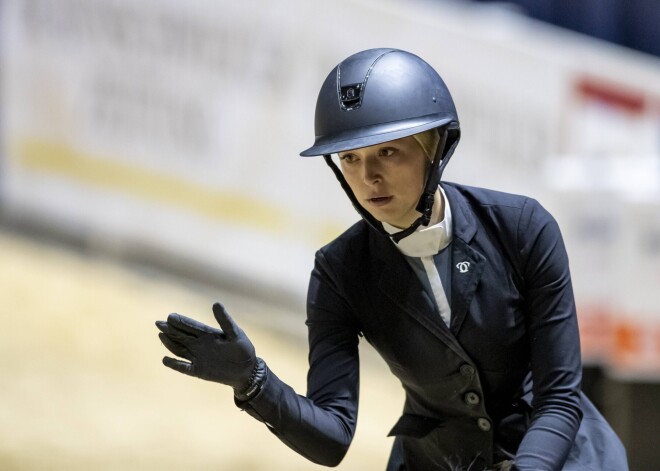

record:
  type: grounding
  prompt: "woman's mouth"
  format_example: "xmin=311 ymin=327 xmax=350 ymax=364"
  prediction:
xmin=367 ymin=196 xmax=393 ymax=207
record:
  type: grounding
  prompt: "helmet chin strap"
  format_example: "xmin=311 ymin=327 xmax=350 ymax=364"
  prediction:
xmin=324 ymin=125 xmax=457 ymax=243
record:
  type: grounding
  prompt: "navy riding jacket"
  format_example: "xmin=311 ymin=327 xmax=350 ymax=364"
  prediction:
xmin=238 ymin=182 xmax=627 ymax=470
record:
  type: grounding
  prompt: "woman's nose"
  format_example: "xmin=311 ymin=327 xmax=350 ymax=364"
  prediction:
xmin=362 ymin=159 xmax=382 ymax=184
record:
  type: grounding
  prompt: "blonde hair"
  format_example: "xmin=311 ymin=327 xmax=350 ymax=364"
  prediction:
xmin=412 ymin=129 xmax=440 ymax=161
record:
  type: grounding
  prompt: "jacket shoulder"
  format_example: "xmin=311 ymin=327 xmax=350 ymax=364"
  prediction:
xmin=317 ymin=219 xmax=371 ymax=264
xmin=444 ymin=182 xmax=534 ymax=210
xmin=443 ymin=182 xmax=554 ymax=232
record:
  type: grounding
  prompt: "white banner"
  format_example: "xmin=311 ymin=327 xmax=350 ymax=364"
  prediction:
xmin=2 ymin=0 xmax=659 ymax=328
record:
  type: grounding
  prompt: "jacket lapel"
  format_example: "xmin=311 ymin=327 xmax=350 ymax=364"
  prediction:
xmin=442 ymin=183 xmax=486 ymax=336
xmin=370 ymin=226 xmax=473 ymax=363
xmin=449 ymin=237 xmax=486 ymax=335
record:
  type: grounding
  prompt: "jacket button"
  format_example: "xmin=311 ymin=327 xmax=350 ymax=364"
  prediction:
xmin=460 ymin=364 xmax=474 ymax=376
xmin=477 ymin=417 xmax=491 ymax=432
xmin=464 ymin=391 xmax=480 ymax=405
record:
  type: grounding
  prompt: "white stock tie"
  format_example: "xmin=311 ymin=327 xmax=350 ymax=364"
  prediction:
xmin=383 ymin=187 xmax=453 ymax=328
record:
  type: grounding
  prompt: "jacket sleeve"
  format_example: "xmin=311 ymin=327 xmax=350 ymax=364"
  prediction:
xmin=514 ymin=198 xmax=583 ymax=470
xmin=236 ymin=249 xmax=361 ymax=467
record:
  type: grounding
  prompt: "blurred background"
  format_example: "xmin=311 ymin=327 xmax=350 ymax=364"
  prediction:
xmin=1 ymin=0 xmax=659 ymax=469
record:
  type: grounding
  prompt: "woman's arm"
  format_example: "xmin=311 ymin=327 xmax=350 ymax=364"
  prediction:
xmin=513 ymin=199 xmax=583 ymax=470
xmin=237 ymin=249 xmax=361 ymax=466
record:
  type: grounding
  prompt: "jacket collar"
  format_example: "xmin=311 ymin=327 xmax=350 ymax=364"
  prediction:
xmin=441 ymin=182 xmax=477 ymax=244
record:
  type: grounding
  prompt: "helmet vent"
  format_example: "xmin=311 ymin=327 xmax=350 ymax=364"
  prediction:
xmin=336 ymin=50 xmax=394 ymax=112
xmin=340 ymin=83 xmax=362 ymax=110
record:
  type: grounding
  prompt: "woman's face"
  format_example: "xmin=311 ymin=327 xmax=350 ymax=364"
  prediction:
xmin=338 ymin=136 xmax=428 ymax=229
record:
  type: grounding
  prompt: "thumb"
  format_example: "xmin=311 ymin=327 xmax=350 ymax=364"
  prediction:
xmin=212 ymin=302 xmax=239 ymax=340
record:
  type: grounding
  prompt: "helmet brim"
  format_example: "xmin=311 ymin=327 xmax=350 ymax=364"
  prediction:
xmin=299 ymin=115 xmax=455 ymax=157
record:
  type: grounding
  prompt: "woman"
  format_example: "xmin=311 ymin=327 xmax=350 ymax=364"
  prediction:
xmin=156 ymin=48 xmax=627 ymax=470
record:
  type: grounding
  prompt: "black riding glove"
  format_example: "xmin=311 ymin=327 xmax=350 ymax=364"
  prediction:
xmin=156 ymin=302 xmax=257 ymax=393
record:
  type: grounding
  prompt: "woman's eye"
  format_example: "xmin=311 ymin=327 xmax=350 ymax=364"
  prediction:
xmin=379 ymin=148 xmax=395 ymax=157
xmin=339 ymin=153 xmax=357 ymax=163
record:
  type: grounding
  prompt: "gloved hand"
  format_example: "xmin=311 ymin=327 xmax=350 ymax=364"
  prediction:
xmin=155 ymin=302 xmax=257 ymax=392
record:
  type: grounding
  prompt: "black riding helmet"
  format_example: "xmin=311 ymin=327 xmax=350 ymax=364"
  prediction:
xmin=300 ymin=48 xmax=460 ymax=242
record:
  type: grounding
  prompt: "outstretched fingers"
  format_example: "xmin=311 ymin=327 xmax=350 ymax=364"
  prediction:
xmin=162 ymin=356 xmax=195 ymax=376
xmin=212 ymin=302 xmax=240 ymax=340
xmin=155 ymin=320 xmax=193 ymax=341
xmin=166 ymin=313 xmax=216 ymax=336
